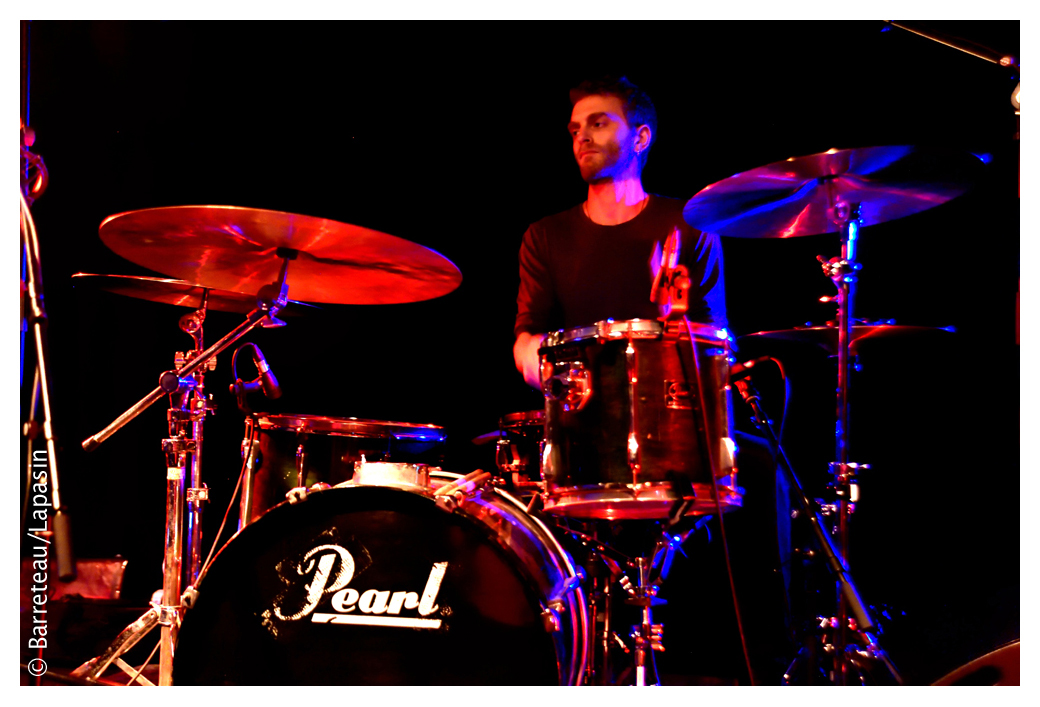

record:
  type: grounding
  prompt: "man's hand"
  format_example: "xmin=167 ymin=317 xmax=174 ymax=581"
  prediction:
xmin=513 ymin=332 xmax=546 ymax=390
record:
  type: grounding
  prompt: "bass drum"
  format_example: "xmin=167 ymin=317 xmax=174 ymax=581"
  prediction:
xmin=174 ymin=473 xmax=587 ymax=685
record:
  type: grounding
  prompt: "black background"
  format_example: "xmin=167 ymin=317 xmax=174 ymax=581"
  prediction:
xmin=20 ymin=20 xmax=1019 ymax=684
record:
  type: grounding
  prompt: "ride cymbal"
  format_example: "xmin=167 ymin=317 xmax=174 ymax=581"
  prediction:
xmin=684 ymin=146 xmax=983 ymax=238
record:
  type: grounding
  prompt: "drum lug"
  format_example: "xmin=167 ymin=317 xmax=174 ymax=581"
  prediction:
xmin=541 ymin=572 xmax=582 ymax=632
xmin=433 ymin=470 xmax=492 ymax=512
xmin=543 ymin=361 xmax=592 ymax=412
xmin=541 ymin=602 xmax=564 ymax=632
xmin=435 ymin=494 xmax=460 ymax=512
xmin=548 ymin=574 xmax=582 ymax=604
xmin=285 ymin=482 xmax=332 ymax=506
xmin=286 ymin=486 xmax=310 ymax=504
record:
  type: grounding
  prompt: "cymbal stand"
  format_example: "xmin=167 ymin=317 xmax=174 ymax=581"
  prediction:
xmin=732 ymin=377 xmax=902 ymax=685
xmin=816 ymin=201 xmax=868 ymax=683
xmin=73 ymin=255 xmax=294 ymax=686
xmin=172 ymin=294 xmax=218 ymax=589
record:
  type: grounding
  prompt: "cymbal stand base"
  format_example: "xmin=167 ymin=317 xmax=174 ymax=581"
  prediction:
xmin=72 ymin=427 xmax=192 ymax=686
xmin=70 ymin=598 xmax=178 ymax=685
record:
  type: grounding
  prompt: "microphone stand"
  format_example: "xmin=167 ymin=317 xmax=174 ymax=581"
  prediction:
xmin=20 ymin=155 xmax=76 ymax=584
xmin=732 ymin=377 xmax=903 ymax=685
xmin=72 ymin=255 xmax=294 ymax=686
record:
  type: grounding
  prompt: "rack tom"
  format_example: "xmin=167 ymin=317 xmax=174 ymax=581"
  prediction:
xmin=241 ymin=414 xmax=447 ymax=525
xmin=539 ymin=318 xmax=740 ymax=520
xmin=494 ymin=410 xmax=545 ymax=492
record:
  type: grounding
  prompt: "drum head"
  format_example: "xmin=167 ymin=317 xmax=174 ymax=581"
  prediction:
xmin=175 ymin=487 xmax=561 ymax=685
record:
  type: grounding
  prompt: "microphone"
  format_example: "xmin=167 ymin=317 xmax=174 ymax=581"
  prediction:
xmin=250 ymin=344 xmax=282 ymax=399
xmin=229 ymin=343 xmax=282 ymax=413
xmin=729 ymin=356 xmax=772 ymax=380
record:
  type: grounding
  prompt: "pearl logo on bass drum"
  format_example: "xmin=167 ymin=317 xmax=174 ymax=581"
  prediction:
xmin=260 ymin=543 xmax=449 ymax=635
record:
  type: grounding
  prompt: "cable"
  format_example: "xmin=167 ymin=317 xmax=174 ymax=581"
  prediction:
xmin=767 ymin=356 xmax=790 ymax=446
xmin=192 ymin=420 xmax=256 ymax=589
xmin=124 ymin=639 xmax=161 ymax=686
xmin=684 ymin=316 xmax=756 ymax=686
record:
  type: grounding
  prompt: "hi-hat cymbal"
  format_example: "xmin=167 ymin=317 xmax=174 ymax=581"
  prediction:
xmin=738 ymin=324 xmax=955 ymax=355
xmin=71 ymin=273 xmax=319 ymax=315
xmin=684 ymin=146 xmax=983 ymax=238
xmin=98 ymin=205 xmax=462 ymax=305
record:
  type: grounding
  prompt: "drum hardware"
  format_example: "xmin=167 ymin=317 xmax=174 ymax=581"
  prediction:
xmin=238 ymin=416 xmax=262 ymax=532
xmin=686 ymin=145 xmax=982 ymax=685
xmin=73 ymin=258 xmax=294 ymax=686
xmin=731 ymin=376 xmax=903 ymax=685
xmin=80 ymin=254 xmax=293 ymax=453
xmin=171 ymin=293 xmax=219 ymax=591
xmin=561 ymin=517 xmax=712 ymax=685
xmin=20 ymin=177 xmax=76 ymax=583
xmin=433 ymin=470 xmax=493 ymax=511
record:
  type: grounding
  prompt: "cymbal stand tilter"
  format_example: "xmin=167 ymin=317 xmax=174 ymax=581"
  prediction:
xmin=731 ymin=376 xmax=902 ymax=685
xmin=72 ymin=253 xmax=295 ymax=686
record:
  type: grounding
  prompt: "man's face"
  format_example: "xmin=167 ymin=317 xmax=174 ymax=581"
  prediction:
xmin=568 ymin=94 xmax=642 ymax=183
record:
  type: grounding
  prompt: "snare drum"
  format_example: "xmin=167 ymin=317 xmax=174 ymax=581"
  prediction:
xmin=539 ymin=318 xmax=740 ymax=519
xmin=241 ymin=414 xmax=447 ymax=525
xmin=175 ymin=471 xmax=587 ymax=685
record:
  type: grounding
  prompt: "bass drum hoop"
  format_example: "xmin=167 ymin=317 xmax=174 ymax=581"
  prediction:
xmin=428 ymin=470 xmax=588 ymax=685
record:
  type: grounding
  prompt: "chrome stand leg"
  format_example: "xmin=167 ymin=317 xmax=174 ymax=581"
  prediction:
xmin=158 ymin=440 xmax=188 ymax=685
xmin=624 ymin=556 xmax=664 ymax=686
xmin=71 ymin=438 xmax=189 ymax=685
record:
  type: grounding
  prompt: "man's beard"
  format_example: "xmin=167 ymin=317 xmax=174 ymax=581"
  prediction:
xmin=578 ymin=144 xmax=634 ymax=183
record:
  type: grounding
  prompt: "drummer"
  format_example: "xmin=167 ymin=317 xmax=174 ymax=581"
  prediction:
xmin=513 ymin=75 xmax=726 ymax=384
xmin=512 ymin=75 xmax=791 ymax=684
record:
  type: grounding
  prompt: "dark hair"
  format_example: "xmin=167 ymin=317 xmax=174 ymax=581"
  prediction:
xmin=569 ymin=75 xmax=657 ymax=169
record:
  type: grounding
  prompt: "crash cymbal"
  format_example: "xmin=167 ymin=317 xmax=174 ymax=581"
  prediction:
xmin=71 ymin=273 xmax=320 ymax=315
xmin=98 ymin=205 xmax=462 ymax=305
xmin=684 ymin=146 xmax=983 ymax=238
xmin=738 ymin=324 xmax=955 ymax=355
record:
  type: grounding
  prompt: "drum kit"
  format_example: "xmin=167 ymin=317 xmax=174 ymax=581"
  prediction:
xmin=63 ymin=145 xmax=981 ymax=686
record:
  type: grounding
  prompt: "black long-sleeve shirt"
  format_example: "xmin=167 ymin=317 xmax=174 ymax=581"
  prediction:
xmin=515 ymin=195 xmax=727 ymax=337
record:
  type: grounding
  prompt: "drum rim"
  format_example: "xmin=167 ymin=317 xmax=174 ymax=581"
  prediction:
xmin=500 ymin=409 xmax=545 ymax=426
xmin=255 ymin=413 xmax=447 ymax=440
xmin=543 ymin=317 xmax=727 ymax=347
